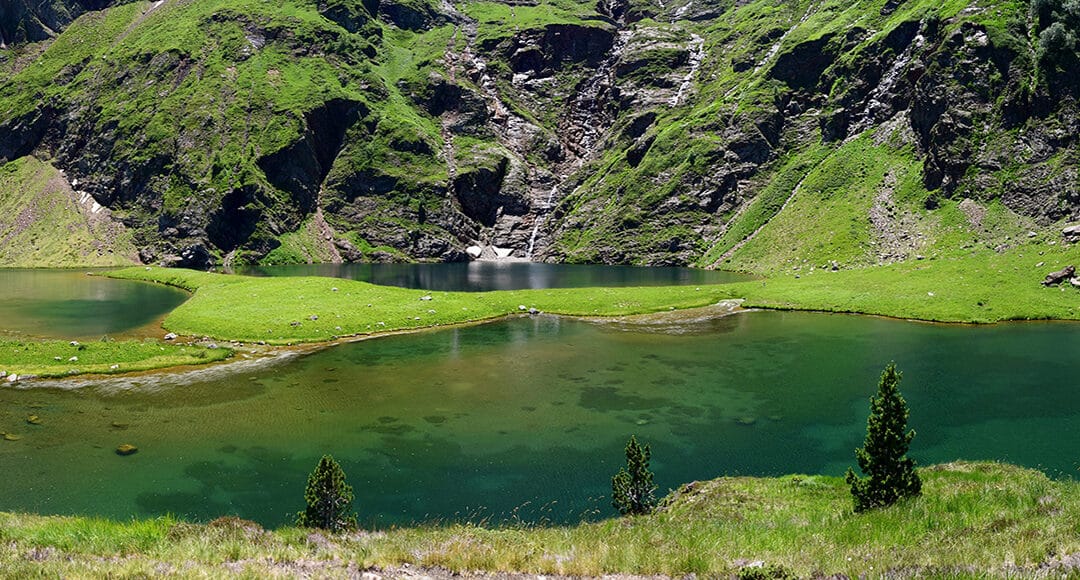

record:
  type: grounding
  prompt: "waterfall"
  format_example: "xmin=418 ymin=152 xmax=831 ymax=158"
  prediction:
xmin=525 ymin=184 xmax=559 ymax=259
xmin=670 ymin=33 xmax=704 ymax=107
xmin=752 ymin=1 xmax=818 ymax=76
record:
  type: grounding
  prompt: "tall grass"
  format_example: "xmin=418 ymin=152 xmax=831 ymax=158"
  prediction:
xmin=2 ymin=463 xmax=1078 ymax=576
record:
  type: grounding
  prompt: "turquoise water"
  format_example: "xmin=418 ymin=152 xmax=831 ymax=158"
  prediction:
xmin=232 ymin=262 xmax=752 ymax=291
xmin=3 ymin=309 xmax=1080 ymax=528
xmin=0 ymin=269 xmax=187 ymax=339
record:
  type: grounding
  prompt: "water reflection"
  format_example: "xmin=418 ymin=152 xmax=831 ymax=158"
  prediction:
xmin=0 ymin=269 xmax=187 ymax=339
xmin=232 ymin=262 xmax=751 ymax=291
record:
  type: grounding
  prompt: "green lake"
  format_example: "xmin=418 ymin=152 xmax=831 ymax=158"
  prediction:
xmin=0 ymin=269 xmax=187 ymax=339
xmin=1 ymin=267 xmax=1079 ymax=528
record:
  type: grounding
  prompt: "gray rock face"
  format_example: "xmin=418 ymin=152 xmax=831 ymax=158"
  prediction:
xmin=0 ymin=0 xmax=109 ymax=45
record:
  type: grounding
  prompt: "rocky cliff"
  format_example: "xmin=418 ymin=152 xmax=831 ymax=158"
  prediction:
xmin=0 ymin=0 xmax=1076 ymax=270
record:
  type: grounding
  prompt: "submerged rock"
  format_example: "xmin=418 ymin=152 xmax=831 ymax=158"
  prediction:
xmin=116 ymin=444 xmax=138 ymax=456
xmin=26 ymin=415 xmax=41 ymax=425
xmin=3 ymin=433 xmax=22 ymax=441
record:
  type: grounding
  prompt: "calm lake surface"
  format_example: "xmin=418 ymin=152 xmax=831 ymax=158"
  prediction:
xmin=233 ymin=262 xmax=751 ymax=291
xmin=0 ymin=269 xmax=187 ymax=339
xmin=1 ymin=266 xmax=1079 ymax=528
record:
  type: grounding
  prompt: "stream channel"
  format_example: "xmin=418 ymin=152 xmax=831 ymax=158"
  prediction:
xmin=1 ymin=264 xmax=1078 ymax=528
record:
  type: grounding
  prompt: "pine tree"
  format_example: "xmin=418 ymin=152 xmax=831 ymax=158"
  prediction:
xmin=611 ymin=435 xmax=658 ymax=515
xmin=845 ymin=363 xmax=922 ymax=512
xmin=296 ymin=455 xmax=358 ymax=532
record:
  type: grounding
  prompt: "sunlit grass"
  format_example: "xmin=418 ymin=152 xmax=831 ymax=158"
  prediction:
xmin=0 ymin=338 xmax=231 ymax=377
xmin=107 ymin=267 xmax=742 ymax=344
xmin=2 ymin=463 xmax=1078 ymax=576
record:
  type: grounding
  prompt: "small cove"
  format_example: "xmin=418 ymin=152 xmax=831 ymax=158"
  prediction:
xmin=1 ymin=265 xmax=1080 ymax=528
xmin=0 ymin=269 xmax=187 ymax=339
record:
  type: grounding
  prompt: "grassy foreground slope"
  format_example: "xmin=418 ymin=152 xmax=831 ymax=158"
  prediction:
xmin=2 ymin=463 xmax=1079 ymax=576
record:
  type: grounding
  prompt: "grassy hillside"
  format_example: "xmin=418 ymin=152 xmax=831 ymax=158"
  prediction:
xmin=0 ymin=157 xmax=138 ymax=267
xmin=2 ymin=0 xmax=1074 ymax=268
xmin=2 ymin=462 xmax=1079 ymax=576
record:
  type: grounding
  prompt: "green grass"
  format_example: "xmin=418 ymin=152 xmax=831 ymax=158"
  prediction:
xmin=107 ymin=267 xmax=741 ymax=343
xmin=0 ymin=338 xmax=232 ymax=378
xmin=0 ymin=157 xmax=139 ymax=267
xmin=1 ymin=462 xmax=1078 ymax=576
xmin=106 ymin=230 xmax=1080 ymax=350
xmin=723 ymin=244 xmax=1080 ymax=323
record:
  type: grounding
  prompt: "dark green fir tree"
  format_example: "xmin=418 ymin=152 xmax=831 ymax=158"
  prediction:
xmin=612 ymin=435 xmax=658 ymax=516
xmin=845 ymin=363 xmax=922 ymax=512
xmin=296 ymin=455 xmax=358 ymax=532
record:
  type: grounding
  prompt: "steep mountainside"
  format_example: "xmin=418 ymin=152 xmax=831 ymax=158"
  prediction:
xmin=0 ymin=0 xmax=1077 ymax=269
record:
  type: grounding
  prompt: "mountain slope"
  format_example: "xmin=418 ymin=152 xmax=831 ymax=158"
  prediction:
xmin=0 ymin=0 xmax=1076 ymax=270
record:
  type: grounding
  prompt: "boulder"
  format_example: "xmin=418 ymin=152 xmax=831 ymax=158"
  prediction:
xmin=1064 ymin=225 xmax=1080 ymax=241
xmin=1042 ymin=265 xmax=1076 ymax=286
xmin=116 ymin=444 xmax=138 ymax=456
xmin=164 ymin=332 xmax=178 ymax=340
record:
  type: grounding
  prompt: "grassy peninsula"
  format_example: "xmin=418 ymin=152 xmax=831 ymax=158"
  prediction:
xmin=105 ymin=242 xmax=1080 ymax=349
xmin=0 ymin=338 xmax=231 ymax=379
xmin=2 ymin=462 xmax=1079 ymax=577
xmin=105 ymin=267 xmax=748 ymax=344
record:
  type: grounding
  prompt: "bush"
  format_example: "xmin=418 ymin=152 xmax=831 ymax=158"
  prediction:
xmin=845 ymin=363 xmax=922 ymax=512
xmin=296 ymin=455 xmax=358 ymax=532
xmin=1032 ymin=0 xmax=1080 ymax=70
xmin=611 ymin=435 xmax=658 ymax=516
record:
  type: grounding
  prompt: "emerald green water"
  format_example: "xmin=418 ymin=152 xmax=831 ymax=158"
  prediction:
xmin=0 ymin=269 xmax=187 ymax=339
xmin=3 ymin=310 xmax=1080 ymax=528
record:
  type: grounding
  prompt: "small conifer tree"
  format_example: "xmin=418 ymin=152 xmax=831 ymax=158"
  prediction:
xmin=845 ymin=363 xmax=922 ymax=512
xmin=612 ymin=435 xmax=657 ymax=515
xmin=296 ymin=455 xmax=358 ymax=532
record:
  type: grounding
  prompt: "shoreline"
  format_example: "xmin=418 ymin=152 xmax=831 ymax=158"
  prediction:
xmin=1 ymin=461 xmax=1078 ymax=577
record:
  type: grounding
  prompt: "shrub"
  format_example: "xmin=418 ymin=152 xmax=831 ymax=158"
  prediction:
xmin=612 ymin=435 xmax=658 ymax=516
xmin=845 ymin=363 xmax=922 ymax=512
xmin=296 ymin=455 xmax=358 ymax=532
